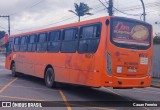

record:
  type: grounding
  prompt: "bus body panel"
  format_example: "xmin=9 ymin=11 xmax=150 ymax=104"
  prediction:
xmin=5 ymin=54 xmax=12 ymax=69
xmin=68 ymin=53 xmax=96 ymax=85
xmin=5 ymin=16 xmax=153 ymax=88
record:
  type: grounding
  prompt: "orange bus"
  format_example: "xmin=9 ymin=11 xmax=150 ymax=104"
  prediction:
xmin=5 ymin=16 xmax=153 ymax=88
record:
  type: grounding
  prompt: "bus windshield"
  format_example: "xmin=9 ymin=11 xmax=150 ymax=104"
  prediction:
xmin=111 ymin=17 xmax=151 ymax=50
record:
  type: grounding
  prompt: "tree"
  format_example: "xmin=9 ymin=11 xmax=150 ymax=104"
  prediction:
xmin=0 ymin=31 xmax=5 ymax=39
xmin=69 ymin=2 xmax=93 ymax=22
xmin=153 ymin=35 xmax=160 ymax=44
xmin=0 ymin=31 xmax=6 ymax=49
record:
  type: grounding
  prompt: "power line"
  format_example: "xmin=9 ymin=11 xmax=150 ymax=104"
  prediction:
xmin=10 ymin=0 xmax=46 ymax=15
xmin=98 ymin=0 xmax=141 ymax=16
xmin=12 ymin=2 xmax=103 ymax=32
xmin=121 ymin=3 xmax=160 ymax=12
xmin=13 ymin=15 xmax=77 ymax=32
xmin=119 ymin=1 xmax=160 ymax=12
xmin=98 ymin=0 xmax=108 ymax=9
xmin=11 ymin=0 xmax=142 ymax=33
xmin=98 ymin=0 xmax=160 ymax=16
xmin=11 ymin=0 xmax=160 ymax=33
xmin=113 ymin=7 xmax=140 ymax=16
xmin=82 ymin=8 xmax=106 ymax=20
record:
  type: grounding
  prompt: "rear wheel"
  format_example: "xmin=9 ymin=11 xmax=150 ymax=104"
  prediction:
xmin=11 ymin=63 xmax=17 ymax=77
xmin=45 ymin=68 xmax=56 ymax=88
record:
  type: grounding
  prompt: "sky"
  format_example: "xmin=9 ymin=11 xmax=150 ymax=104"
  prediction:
xmin=0 ymin=0 xmax=159 ymax=35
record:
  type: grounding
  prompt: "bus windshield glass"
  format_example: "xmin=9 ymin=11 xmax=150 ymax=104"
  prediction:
xmin=111 ymin=17 xmax=151 ymax=50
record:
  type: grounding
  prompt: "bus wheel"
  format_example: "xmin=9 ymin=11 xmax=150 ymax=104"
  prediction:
xmin=45 ymin=68 xmax=56 ymax=88
xmin=11 ymin=63 xmax=17 ymax=77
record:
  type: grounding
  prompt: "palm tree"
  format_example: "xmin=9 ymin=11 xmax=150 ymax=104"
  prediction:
xmin=69 ymin=2 xmax=93 ymax=22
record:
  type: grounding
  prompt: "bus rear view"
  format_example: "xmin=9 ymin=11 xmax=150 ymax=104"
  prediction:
xmin=104 ymin=17 xmax=152 ymax=88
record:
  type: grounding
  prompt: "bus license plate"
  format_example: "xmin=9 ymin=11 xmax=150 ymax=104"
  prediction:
xmin=128 ymin=69 xmax=136 ymax=72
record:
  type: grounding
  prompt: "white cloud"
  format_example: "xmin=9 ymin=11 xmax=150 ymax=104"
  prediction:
xmin=0 ymin=0 xmax=159 ymax=35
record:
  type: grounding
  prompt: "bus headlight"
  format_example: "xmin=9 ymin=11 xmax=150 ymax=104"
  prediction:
xmin=148 ymin=57 xmax=152 ymax=76
xmin=106 ymin=52 xmax=112 ymax=76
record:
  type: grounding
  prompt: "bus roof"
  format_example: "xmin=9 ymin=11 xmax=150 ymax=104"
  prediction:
xmin=10 ymin=16 xmax=152 ymax=38
xmin=10 ymin=16 xmax=110 ymax=37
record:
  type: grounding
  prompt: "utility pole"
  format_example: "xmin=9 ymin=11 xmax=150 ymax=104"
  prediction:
xmin=98 ymin=0 xmax=113 ymax=16
xmin=140 ymin=0 xmax=146 ymax=22
xmin=108 ymin=0 xmax=113 ymax=16
xmin=0 ymin=15 xmax=10 ymax=35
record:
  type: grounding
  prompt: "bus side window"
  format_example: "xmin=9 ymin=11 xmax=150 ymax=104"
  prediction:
xmin=20 ymin=36 xmax=27 ymax=52
xmin=13 ymin=37 xmax=21 ymax=52
xmin=61 ymin=28 xmax=78 ymax=53
xmin=48 ymin=30 xmax=61 ymax=52
xmin=37 ymin=33 xmax=47 ymax=52
xmin=78 ymin=23 xmax=101 ymax=53
xmin=27 ymin=34 xmax=37 ymax=52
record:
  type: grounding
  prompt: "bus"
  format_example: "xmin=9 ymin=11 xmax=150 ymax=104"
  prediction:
xmin=5 ymin=16 xmax=153 ymax=88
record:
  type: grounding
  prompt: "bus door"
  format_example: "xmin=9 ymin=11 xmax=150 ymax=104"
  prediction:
xmin=13 ymin=37 xmax=23 ymax=73
xmin=5 ymin=38 xmax=13 ymax=69
xmin=6 ymin=38 xmax=13 ymax=57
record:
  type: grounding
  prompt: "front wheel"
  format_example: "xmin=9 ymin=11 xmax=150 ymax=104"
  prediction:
xmin=45 ymin=68 xmax=56 ymax=88
xmin=11 ymin=63 xmax=17 ymax=77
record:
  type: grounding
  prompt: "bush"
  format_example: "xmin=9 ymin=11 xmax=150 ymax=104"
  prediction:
xmin=153 ymin=36 xmax=160 ymax=44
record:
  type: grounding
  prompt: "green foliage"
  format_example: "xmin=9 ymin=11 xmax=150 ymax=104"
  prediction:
xmin=69 ymin=2 xmax=92 ymax=22
xmin=153 ymin=36 xmax=160 ymax=44
xmin=0 ymin=31 xmax=6 ymax=39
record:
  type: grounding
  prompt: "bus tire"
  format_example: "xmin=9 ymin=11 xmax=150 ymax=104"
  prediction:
xmin=45 ymin=68 xmax=56 ymax=88
xmin=11 ymin=63 xmax=17 ymax=77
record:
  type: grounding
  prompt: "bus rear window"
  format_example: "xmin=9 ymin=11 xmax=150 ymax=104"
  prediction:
xmin=111 ymin=17 xmax=152 ymax=50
